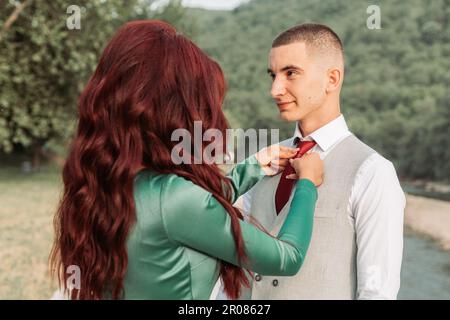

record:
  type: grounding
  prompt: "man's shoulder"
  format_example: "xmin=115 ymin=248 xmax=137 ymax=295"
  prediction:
xmin=328 ymin=133 xmax=380 ymax=164
xmin=357 ymin=152 xmax=398 ymax=181
xmin=345 ymin=134 xmax=397 ymax=169
xmin=345 ymin=134 xmax=377 ymax=154
xmin=347 ymin=136 xmax=400 ymax=190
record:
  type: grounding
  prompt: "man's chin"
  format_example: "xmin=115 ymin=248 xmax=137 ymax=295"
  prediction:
xmin=279 ymin=111 xmax=298 ymax=122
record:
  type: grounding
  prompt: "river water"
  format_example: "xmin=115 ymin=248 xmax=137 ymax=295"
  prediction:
xmin=398 ymin=228 xmax=450 ymax=299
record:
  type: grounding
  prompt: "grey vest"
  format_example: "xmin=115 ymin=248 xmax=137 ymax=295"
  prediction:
xmin=249 ymin=134 xmax=375 ymax=299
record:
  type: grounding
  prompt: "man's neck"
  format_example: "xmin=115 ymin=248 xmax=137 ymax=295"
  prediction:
xmin=298 ymin=108 xmax=341 ymax=137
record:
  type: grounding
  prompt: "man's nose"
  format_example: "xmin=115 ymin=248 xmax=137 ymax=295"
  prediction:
xmin=271 ymin=77 xmax=286 ymax=98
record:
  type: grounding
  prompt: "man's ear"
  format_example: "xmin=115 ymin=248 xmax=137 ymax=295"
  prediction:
xmin=326 ymin=67 xmax=342 ymax=93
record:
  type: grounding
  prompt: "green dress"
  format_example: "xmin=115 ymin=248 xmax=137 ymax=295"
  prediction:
xmin=123 ymin=155 xmax=317 ymax=299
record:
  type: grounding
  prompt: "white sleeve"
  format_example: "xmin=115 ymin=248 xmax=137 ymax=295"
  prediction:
xmin=351 ymin=153 xmax=406 ymax=300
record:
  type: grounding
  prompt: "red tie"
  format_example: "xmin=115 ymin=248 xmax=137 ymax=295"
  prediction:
xmin=274 ymin=139 xmax=316 ymax=214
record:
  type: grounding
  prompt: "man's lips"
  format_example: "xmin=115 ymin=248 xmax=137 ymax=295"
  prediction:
xmin=276 ymin=101 xmax=295 ymax=110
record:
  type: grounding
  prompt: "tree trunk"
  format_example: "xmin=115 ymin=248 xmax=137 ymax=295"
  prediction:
xmin=31 ymin=144 xmax=42 ymax=171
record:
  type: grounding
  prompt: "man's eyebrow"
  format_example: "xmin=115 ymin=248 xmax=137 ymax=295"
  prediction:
xmin=267 ymin=68 xmax=274 ymax=74
xmin=280 ymin=65 xmax=304 ymax=72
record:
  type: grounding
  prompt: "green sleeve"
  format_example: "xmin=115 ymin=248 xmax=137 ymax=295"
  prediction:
xmin=276 ymin=179 xmax=317 ymax=258
xmin=225 ymin=154 xmax=266 ymax=203
xmin=161 ymin=176 xmax=317 ymax=276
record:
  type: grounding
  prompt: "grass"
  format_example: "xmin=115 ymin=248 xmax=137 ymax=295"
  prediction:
xmin=0 ymin=165 xmax=62 ymax=299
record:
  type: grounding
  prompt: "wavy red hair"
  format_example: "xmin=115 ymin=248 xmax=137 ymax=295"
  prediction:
xmin=50 ymin=20 xmax=251 ymax=299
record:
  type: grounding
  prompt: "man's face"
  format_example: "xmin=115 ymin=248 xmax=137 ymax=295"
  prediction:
xmin=268 ymin=42 xmax=327 ymax=122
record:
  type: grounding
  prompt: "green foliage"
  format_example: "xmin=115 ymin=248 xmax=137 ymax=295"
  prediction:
xmin=134 ymin=0 xmax=198 ymax=38
xmin=0 ymin=1 xmax=134 ymax=155
xmin=0 ymin=0 xmax=194 ymax=159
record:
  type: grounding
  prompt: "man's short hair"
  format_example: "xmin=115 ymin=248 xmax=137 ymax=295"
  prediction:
xmin=272 ymin=23 xmax=344 ymax=62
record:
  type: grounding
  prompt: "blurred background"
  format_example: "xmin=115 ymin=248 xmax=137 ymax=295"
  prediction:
xmin=0 ymin=0 xmax=449 ymax=299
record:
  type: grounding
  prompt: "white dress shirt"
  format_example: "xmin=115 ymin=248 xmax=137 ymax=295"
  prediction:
xmin=242 ymin=115 xmax=406 ymax=300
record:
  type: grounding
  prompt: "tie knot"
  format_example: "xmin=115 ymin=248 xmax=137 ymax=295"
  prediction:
xmin=293 ymin=138 xmax=316 ymax=157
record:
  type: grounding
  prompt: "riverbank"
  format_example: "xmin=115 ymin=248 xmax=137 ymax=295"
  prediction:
xmin=405 ymin=194 xmax=450 ymax=251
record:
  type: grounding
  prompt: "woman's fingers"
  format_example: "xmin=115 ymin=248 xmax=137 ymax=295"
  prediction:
xmin=271 ymin=158 xmax=289 ymax=166
xmin=286 ymin=174 xmax=297 ymax=179
xmin=256 ymin=145 xmax=299 ymax=173
xmin=277 ymin=146 xmax=299 ymax=159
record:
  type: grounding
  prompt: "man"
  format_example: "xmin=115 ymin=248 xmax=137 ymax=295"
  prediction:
xmin=217 ymin=23 xmax=405 ymax=300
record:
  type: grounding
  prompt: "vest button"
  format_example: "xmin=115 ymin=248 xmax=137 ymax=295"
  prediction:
xmin=255 ymin=274 xmax=262 ymax=282
xmin=272 ymin=279 xmax=278 ymax=287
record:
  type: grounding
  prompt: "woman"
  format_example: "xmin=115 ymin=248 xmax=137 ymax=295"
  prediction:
xmin=50 ymin=20 xmax=323 ymax=300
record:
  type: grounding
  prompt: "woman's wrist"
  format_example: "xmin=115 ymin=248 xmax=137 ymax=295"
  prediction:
xmin=295 ymin=178 xmax=318 ymax=199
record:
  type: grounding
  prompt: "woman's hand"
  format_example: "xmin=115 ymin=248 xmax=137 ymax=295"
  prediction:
xmin=255 ymin=145 xmax=299 ymax=176
xmin=287 ymin=153 xmax=324 ymax=186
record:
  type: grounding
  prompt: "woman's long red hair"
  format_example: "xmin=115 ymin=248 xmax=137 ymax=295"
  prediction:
xmin=50 ymin=20 xmax=251 ymax=299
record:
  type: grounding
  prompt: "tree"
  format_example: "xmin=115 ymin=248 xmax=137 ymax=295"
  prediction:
xmin=0 ymin=0 xmax=194 ymax=169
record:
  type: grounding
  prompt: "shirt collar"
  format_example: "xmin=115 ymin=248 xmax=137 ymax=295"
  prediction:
xmin=293 ymin=114 xmax=350 ymax=152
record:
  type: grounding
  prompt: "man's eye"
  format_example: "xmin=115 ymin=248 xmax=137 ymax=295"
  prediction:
xmin=287 ymin=70 xmax=296 ymax=77
xmin=269 ymin=73 xmax=275 ymax=80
